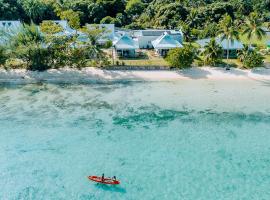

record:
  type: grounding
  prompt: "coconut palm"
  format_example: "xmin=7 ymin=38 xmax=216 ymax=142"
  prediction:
xmin=237 ymin=44 xmax=250 ymax=62
xmin=242 ymin=12 xmax=266 ymax=48
xmin=11 ymin=23 xmax=44 ymax=47
xmin=201 ymin=38 xmax=223 ymax=66
xmin=217 ymin=14 xmax=239 ymax=69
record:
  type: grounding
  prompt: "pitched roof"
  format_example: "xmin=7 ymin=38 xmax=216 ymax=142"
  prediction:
xmin=113 ymin=34 xmax=139 ymax=49
xmin=0 ymin=21 xmax=23 ymax=44
xmin=196 ymin=37 xmax=244 ymax=50
xmin=151 ymin=32 xmax=183 ymax=49
xmin=0 ymin=20 xmax=22 ymax=33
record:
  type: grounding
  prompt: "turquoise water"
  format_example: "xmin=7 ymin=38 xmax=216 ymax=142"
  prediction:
xmin=0 ymin=80 xmax=270 ymax=199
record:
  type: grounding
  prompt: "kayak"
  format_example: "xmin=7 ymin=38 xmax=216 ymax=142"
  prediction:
xmin=88 ymin=176 xmax=120 ymax=185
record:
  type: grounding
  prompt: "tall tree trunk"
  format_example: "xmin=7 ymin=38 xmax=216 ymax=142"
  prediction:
xmin=226 ymin=38 xmax=229 ymax=70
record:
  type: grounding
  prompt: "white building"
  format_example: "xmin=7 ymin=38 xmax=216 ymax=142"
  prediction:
xmin=0 ymin=20 xmax=22 ymax=44
xmin=113 ymin=33 xmax=139 ymax=57
xmin=196 ymin=37 xmax=244 ymax=58
xmin=152 ymin=32 xmax=183 ymax=56
xmin=133 ymin=29 xmax=184 ymax=49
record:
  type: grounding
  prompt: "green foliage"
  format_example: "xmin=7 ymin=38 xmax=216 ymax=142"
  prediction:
xmin=125 ymin=0 xmax=145 ymax=19
xmin=16 ymin=44 xmax=51 ymax=71
xmin=242 ymin=12 xmax=266 ymax=42
xmin=218 ymin=14 xmax=239 ymax=65
xmin=0 ymin=0 xmax=27 ymax=21
xmin=166 ymin=46 xmax=197 ymax=69
xmin=59 ymin=9 xmax=81 ymax=30
xmin=11 ymin=23 xmax=44 ymax=47
xmin=100 ymin=16 xmax=121 ymax=27
xmin=8 ymin=23 xmax=50 ymax=70
xmin=237 ymin=44 xmax=250 ymax=62
xmin=201 ymin=38 xmax=223 ymax=66
xmin=5 ymin=58 xmax=26 ymax=69
xmin=138 ymin=1 xmax=188 ymax=28
xmin=19 ymin=0 xmax=56 ymax=23
xmin=104 ymin=40 xmax=113 ymax=49
xmin=242 ymin=51 xmax=264 ymax=68
xmin=40 ymin=21 xmax=63 ymax=34
xmin=0 ymin=46 xmax=8 ymax=66
xmin=1 ymin=0 xmax=270 ymax=31
xmin=4 ymin=22 xmax=109 ymax=70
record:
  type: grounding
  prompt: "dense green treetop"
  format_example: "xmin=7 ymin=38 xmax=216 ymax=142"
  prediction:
xmin=0 ymin=0 xmax=270 ymax=38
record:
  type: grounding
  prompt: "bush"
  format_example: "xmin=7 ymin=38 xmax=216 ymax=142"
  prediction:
xmin=166 ymin=46 xmax=197 ymax=68
xmin=5 ymin=58 xmax=26 ymax=69
xmin=242 ymin=51 xmax=264 ymax=68
xmin=0 ymin=46 xmax=8 ymax=66
xmin=15 ymin=45 xmax=51 ymax=71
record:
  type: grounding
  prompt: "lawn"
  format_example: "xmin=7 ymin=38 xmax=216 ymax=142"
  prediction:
xmin=115 ymin=50 xmax=169 ymax=67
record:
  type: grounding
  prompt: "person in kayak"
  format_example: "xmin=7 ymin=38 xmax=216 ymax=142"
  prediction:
xmin=101 ymin=174 xmax=104 ymax=182
xmin=112 ymin=176 xmax=116 ymax=181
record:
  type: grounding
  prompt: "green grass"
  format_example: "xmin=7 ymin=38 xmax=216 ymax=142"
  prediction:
xmin=263 ymin=54 xmax=270 ymax=62
xmin=114 ymin=50 xmax=169 ymax=67
xmin=117 ymin=58 xmax=169 ymax=67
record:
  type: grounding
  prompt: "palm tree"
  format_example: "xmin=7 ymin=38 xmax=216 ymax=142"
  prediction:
xmin=237 ymin=44 xmax=250 ymax=62
xmin=11 ymin=23 xmax=44 ymax=47
xmin=186 ymin=9 xmax=199 ymax=28
xmin=201 ymin=38 xmax=223 ymax=66
xmin=242 ymin=12 xmax=266 ymax=48
xmin=218 ymin=14 xmax=240 ymax=70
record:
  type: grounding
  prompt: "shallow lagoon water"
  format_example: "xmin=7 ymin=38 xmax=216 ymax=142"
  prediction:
xmin=0 ymin=79 xmax=270 ymax=199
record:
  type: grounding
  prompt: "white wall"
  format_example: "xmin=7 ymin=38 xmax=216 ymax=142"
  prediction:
xmin=137 ymin=34 xmax=183 ymax=49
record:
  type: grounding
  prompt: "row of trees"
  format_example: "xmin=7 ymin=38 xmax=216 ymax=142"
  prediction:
xmin=166 ymin=12 xmax=266 ymax=69
xmin=1 ymin=0 xmax=270 ymax=33
xmin=166 ymin=43 xmax=264 ymax=69
xmin=0 ymin=22 xmax=111 ymax=70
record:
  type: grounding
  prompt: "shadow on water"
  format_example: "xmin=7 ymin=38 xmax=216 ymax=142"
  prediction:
xmin=95 ymin=184 xmax=127 ymax=193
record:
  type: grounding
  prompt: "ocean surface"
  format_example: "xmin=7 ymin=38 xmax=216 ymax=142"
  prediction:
xmin=0 ymin=79 xmax=270 ymax=200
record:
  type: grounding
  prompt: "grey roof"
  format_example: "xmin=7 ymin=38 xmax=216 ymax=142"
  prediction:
xmin=196 ymin=37 xmax=244 ymax=50
xmin=134 ymin=29 xmax=183 ymax=37
xmin=142 ymin=30 xmax=170 ymax=36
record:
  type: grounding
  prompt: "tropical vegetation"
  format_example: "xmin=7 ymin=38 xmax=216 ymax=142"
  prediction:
xmin=1 ymin=0 xmax=270 ymax=70
xmin=217 ymin=14 xmax=240 ymax=69
xmin=166 ymin=45 xmax=198 ymax=69
xmin=241 ymin=50 xmax=264 ymax=68
xmin=200 ymin=38 xmax=223 ymax=66
xmin=1 ymin=22 xmax=109 ymax=71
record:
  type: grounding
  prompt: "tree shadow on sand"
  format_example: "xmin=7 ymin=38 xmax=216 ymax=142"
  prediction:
xmin=176 ymin=67 xmax=212 ymax=79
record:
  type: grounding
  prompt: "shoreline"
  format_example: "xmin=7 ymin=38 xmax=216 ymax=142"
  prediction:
xmin=0 ymin=67 xmax=270 ymax=84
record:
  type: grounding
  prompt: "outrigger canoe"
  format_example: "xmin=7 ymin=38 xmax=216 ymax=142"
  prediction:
xmin=88 ymin=176 xmax=120 ymax=185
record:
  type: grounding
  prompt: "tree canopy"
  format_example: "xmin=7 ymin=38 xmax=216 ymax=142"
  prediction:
xmin=0 ymin=0 xmax=270 ymax=37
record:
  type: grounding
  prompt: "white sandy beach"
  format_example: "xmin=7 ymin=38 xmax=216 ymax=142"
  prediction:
xmin=0 ymin=67 xmax=270 ymax=84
